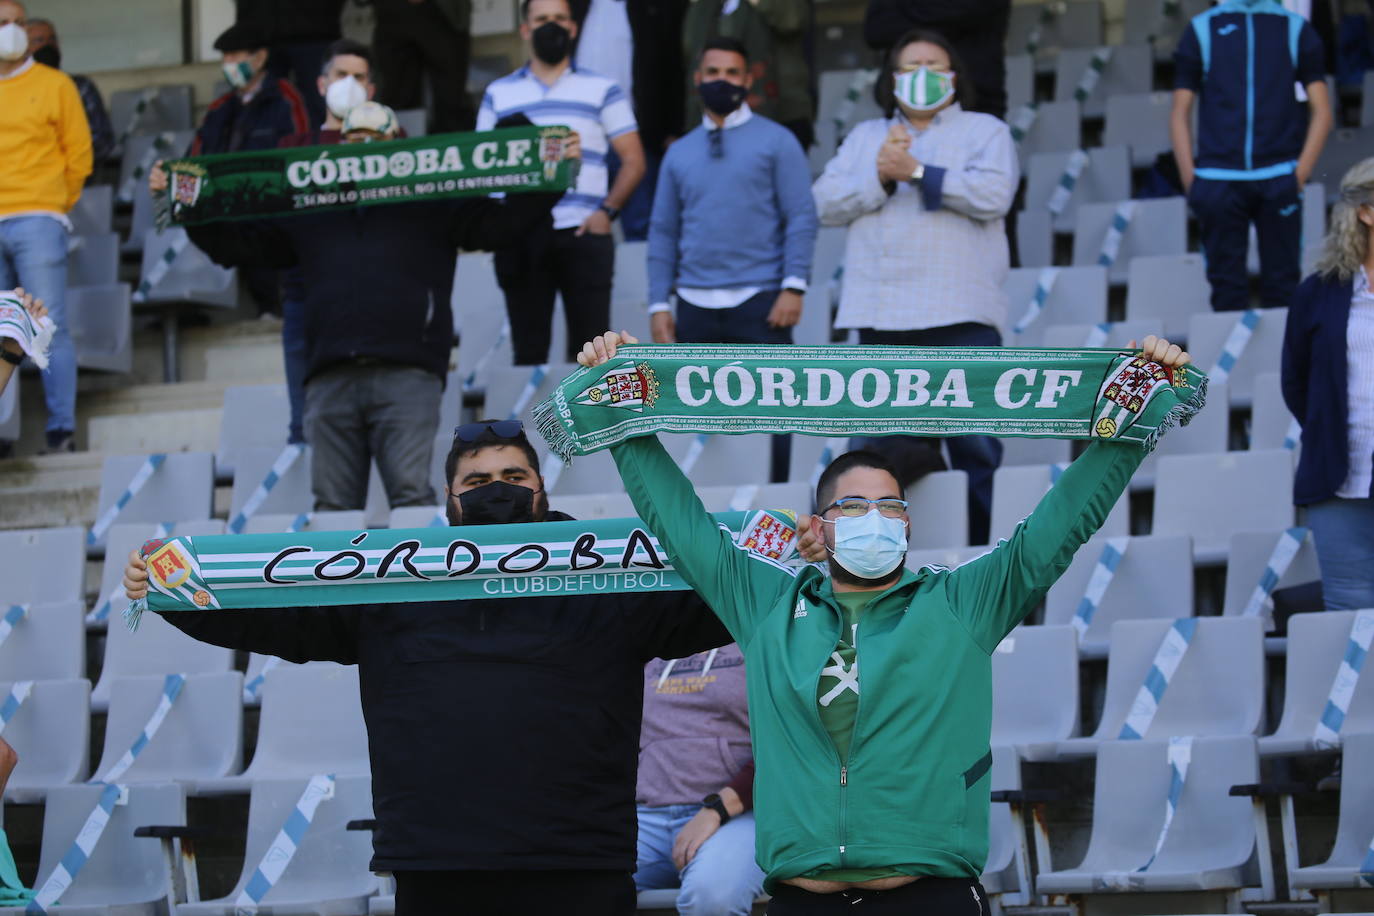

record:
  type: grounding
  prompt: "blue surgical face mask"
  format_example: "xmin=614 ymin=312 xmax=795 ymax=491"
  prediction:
xmin=824 ymin=509 xmax=908 ymax=580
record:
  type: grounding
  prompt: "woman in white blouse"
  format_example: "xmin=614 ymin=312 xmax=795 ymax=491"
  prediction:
xmin=1282 ymin=157 xmax=1374 ymax=611
xmin=812 ymin=29 xmax=1018 ymax=544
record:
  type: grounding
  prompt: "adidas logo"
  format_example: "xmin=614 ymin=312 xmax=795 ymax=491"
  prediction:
xmin=793 ymin=599 xmax=808 ymax=619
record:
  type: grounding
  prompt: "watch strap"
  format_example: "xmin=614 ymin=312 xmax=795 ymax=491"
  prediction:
xmin=701 ymin=793 xmax=731 ymax=824
xmin=0 ymin=348 xmax=23 ymax=366
xmin=598 ymin=203 xmax=621 ymax=221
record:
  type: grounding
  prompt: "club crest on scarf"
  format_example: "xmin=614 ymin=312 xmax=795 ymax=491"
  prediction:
xmin=576 ymin=360 xmax=660 ymax=412
xmin=1094 ymin=357 xmax=1174 ymax=439
xmin=171 ymin=164 xmax=206 ymax=208
xmin=739 ymin=510 xmax=798 ymax=561
xmin=143 ymin=538 xmax=221 ymax=610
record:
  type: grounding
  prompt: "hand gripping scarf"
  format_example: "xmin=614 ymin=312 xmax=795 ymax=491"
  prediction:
xmin=153 ymin=125 xmax=577 ymax=227
xmin=128 ymin=510 xmax=801 ymax=624
xmin=0 ymin=291 xmax=54 ymax=369
xmin=532 ymin=344 xmax=1207 ymax=461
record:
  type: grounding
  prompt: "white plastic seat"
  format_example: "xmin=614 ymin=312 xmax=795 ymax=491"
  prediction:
xmin=902 ymin=470 xmax=968 ymax=550
xmin=109 ymin=85 xmax=194 ymax=152
xmin=90 ymin=608 xmax=234 ymax=712
xmin=1015 ymin=207 xmax=1053 ymax=268
xmin=1186 ymin=307 xmax=1287 ymax=408
xmin=1052 ymin=45 xmax=1152 ymax=119
xmin=906 ymin=545 xmax=990 ymax=574
xmin=1312 ymin=126 xmax=1374 ymax=189
xmin=694 ymin=481 xmax=813 ymax=515
xmin=991 ymin=625 xmax=1080 ymax=758
xmin=1071 ymin=197 xmax=1188 ymax=284
xmin=988 ymin=463 xmax=1129 ymax=547
xmin=93 ymin=521 xmax=225 ymax=630
xmin=135 ymin=227 xmax=237 ymax=307
xmin=1025 ymin=148 xmax=1132 ymax=233
xmin=1102 ymin=91 xmax=1177 ymax=169
xmin=66 ymin=232 xmax=120 ymax=287
xmin=69 ymin=184 xmax=113 ymax=235
xmin=0 ymin=527 xmax=86 ymax=604
xmin=91 ymin=672 xmax=242 ymax=786
xmin=662 ymin=434 xmax=776 ymax=488
xmin=1124 ymin=254 xmax=1210 ymax=341
xmin=452 ymin=252 xmax=510 ymax=397
xmin=228 ymin=445 xmax=314 ymax=521
xmin=800 ymin=226 xmax=846 ymax=346
xmin=998 ymin=437 xmax=1072 ymax=468
xmin=1288 ymin=732 xmax=1374 ymax=891
xmin=1249 ymin=372 xmax=1299 ymax=452
xmin=811 ymin=70 xmax=883 ymax=174
xmin=1007 ymin=1 xmax=1104 ymax=70
xmin=93 ymin=452 xmax=215 ymax=549
xmin=610 ymin=240 xmax=651 ymax=341
xmin=241 ymin=511 xmax=367 ymax=535
xmin=1005 ymin=55 xmax=1034 ymax=113
xmin=1221 ymin=529 xmax=1320 ymax=621
xmin=483 ymin=362 xmax=578 ymax=422
xmin=1132 ymin=380 xmax=1230 ymax=490
xmin=1259 ymin=610 xmax=1374 ymax=756
xmin=393 ymin=107 xmax=426 ymax=137
xmin=1152 ymin=450 xmax=1296 ymax=564
xmin=386 ymin=504 xmax=448 ymax=529
xmin=1003 ymin=265 xmax=1109 ymax=346
xmin=981 ymin=746 xmax=1024 ymax=897
xmin=0 ymin=601 xmax=83 ymax=681
xmin=216 ymin=384 xmax=291 ymax=479
xmin=68 ymin=283 xmax=133 ymax=373
xmin=1013 ymin=100 xmax=1082 ymax=169
xmin=1039 ymin=319 xmax=1164 ymax=349
xmin=1122 ymin=0 xmax=1211 ymax=59
xmin=0 ymin=678 xmax=90 ymax=804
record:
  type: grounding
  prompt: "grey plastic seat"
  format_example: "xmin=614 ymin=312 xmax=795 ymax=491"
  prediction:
xmin=216 ymin=384 xmax=290 ymax=479
xmin=1037 ymin=736 xmax=1260 ymax=894
xmin=1044 ymin=535 xmax=1194 ymax=658
xmin=1056 ymin=617 xmax=1264 ymax=758
xmin=1052 ymin=45 xmax=1152 ymax=119
xmin=136 ymin=227 xmax=238 ymax=307
xmin=0 ymin=371 xmax=18 ymax=442
xmin=786 ymin=435 xmax=848 ymax=489
xmin=385 ymin=504 xmax=448 ymax=529
xmin=1152 ymin=450 xmax=1296 ymax=564
xmin=1249 ymin=372 xmax=1299 ymax=452
xmin=0 ymin=782 xmax=186 ymax=916
xmin=1186 ymin=307 xmax=1287 ymax=408
xmin=90 ymin=606 xmax=234 ymax=712
xmin=1312 ymin=126 xmax=1374 ymax=189
xmin=91 ymin=672 xmax=242 ymax=786
xmin=242 ymin=511 xmax=367 ymax=535
xmin=1039 ymin=319 xmax=1164 ymax=349
xmin=0 ymin=527 xmax=87 ymax=605
xmin=1288 ymin=732 xmax=1374 ymax=891
xmin=177 ymin=776 xmax=378 ymax=916
xmin=800 ymin=227 xmax=846 ymax=345
xmin=1102 ymin=91 xmax=1178 ymax=169
xmin=1013 ymin=100 xmax=1082 ymax=169
xmin=109 ymin=85 xmax=194 ymax=152
xmin=1124 ymin=254 xmax=1210 ymax=341
xmin=1025 ymin=148 xmax=1131 ymax=233
xmin=1122 ymin=0 xmax=1211 ymax=60
xmin=991 ymin=625 xmax=1080 ymax=757
xmin=452 ymin=252 xmax=510 ymax=396
xmin=229 ymin=445 xmax=314 ymax=522
xmin=999 ymin=437 xmax=1072 ymax=468
xmin=899 ymin=470 xmax=968 ymax=549
xmin=981 ymin=746 xmax=1024 ymax=897
xmin=1071 ymin=197 xmax=1188 ymax=283
xmin=484 ymin=362 xmax=578 ymax=422
xmin=1004 ymin=265 xmax=1109 ymax=346
xmin=1005 ymin=55 xmax=1034 ymax=113
xmin=66 ymin=231 xmax=119 ymax=286
xmin=661 ymin=434 xmax=776 ymax=488
xmin=1221 ymin=530 xmax=1320 ymax=622
xmin=906 ymin=545 xmax=991 ymax=574
xmin=1008 ymin=1 xmax=1104 ymax=70
xmin=393 ymin=107 xmax=426 ymax=137
xmin=694 ymin=481 xmax=813 ymax=515
xmin=988 ymin=463 xmax=1129 ymax=547
xmin=69 ymin=283 xmax=133 ymax=373
xmin=93 ymin=452 xmax=215 ymax=549
xmin=540 ymin=492 xmax=636 ymax=520
xmin=811 ymin=70 xmax=883 ymax=174
xmin=0 ymin=678 xmax=90 ymax=804
xmin=1015 ymin=207 xmax=1053 ymax=268
xmin=0 ymin=601 xmax=83 ymax=682
xmin=610 ymin=240 xmax=649 ymax=307
xmin=93 ymin=521 xmax=225 ymax=629
xmin=117 ymin=130 xmax=195 ymax=205
xmin=1260 ymin=611 xmax=1374 ymax=756
xmin=1132 ymin=380 xmax=1230 ymax=489
xmin=69 ymin=184 xmax=113 ymax=236
xmin=197 ymin=664 xmax=368 ymax=795
xmin=1363 ymin=70 xmax=1374 ymax=127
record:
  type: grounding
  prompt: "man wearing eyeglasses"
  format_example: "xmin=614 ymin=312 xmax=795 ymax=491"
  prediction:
xmin=579 ymin=330 xmax=1194 ymax=914
xmin=124 ymin=418 xmax=730 ymax=915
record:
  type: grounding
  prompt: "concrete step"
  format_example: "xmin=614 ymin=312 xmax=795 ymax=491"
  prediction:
xmin=87 ymin=407 xmax=221 ymax=455
xmin=0 ymin=451 xmax=105 ymax=531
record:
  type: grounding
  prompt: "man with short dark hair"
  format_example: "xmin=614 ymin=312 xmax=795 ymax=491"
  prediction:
xmin=124 ymin=420 xmax=727 ymax=916
xmin=25 ymin=18 xmax=114 ymax=161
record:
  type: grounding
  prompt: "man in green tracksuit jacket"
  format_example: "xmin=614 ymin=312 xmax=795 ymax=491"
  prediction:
xmin=578 ymin=331 xmax=1194 ymax=913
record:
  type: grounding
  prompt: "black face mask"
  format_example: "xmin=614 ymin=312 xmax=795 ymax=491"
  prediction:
xmin=455 ymin=480 xmax=540 ymax=526
xmin=32 ymin=44 xmax=61 ymax=69
xmin=697 ymin=79 xmax=748 ymax=116
xmin=531 ymin=22 xmax=572 ymax=65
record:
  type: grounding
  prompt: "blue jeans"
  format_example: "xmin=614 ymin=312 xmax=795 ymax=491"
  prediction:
xmin=0 ymin=216 xmax=76 ymax=433
xmin=634 ymin=805 xmax=765 ymax=916
xmin=1306 ymin=497 xmax=1374 ymax=611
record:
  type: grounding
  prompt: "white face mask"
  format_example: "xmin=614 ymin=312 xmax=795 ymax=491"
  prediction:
xmin=0 ymin=22 xmax=29 ymax=62
xmin=325 ymin=76 xmax=368 ymax=120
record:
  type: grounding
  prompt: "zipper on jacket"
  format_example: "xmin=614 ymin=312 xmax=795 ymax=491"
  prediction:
xmin=1244 ymin=11 xmax=1255 ymax=171
xmin=839 ymin=764 xmax=848 ymax=863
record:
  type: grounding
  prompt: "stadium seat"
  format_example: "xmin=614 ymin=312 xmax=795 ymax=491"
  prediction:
xmin=694 ymin=481 xmax=813 ymax=514
xmin=1013 ymin=100 xmax=1082 ymax=170
xmin=610 ymin=240 xmax=652 ymax=338
xmin=987 ymin=463 xmax=1129 ymax=546
xmin=1005 ymin=55 xmax=1034 ymax=113
xmin=1043 ymin=535 xmax=1194 ymax=658
xmin=90 ymin=608 xmax=234 ymax=712
xmin=228 ymin=445 xmax=313 ymax=522
xmin=786 ymin=435 xmax=848 ymax=490
xmin=69 ymin=184 xmax=113 ymax=236
xmin=1260 ymin=610 xmax=1374 ymax=756
xmin=991 ymin=625 xmax=1080 ymax=757
xmin=907 ymin=545 xmax=989 ymax=573
xmin=1007 ymin=1 xmax=1104 ymax=70
xmin=0 ymin=371 xmax=17 ymax=443
xmin=1132 ymin=380 xmax=1231 ymax=489
xmin=811 ymin=69 xmax=882 ymax=174
xmin=386 ymin=504 xmax=448 ymax=529
xmin=117 ymin=130 xmax=195 ymax=206
xmin=69 ymin=283 xmax=134 ymax=373
xmin=1184 ymin=307 xmax=1287 ymax=408
xmin=197 ymin=664 xmax=368 ymax=795
xmin=902 ymin=470 xmax=969 ymax=550
xmin=241 ymin=511 xmax=366 ymax=534
xmin=1003 ymin=265 xmax=1109 ymax=346
xmin=1153 ymin=450 xmax=1296 ymax=563
xmin=1124 ymin=253 xmax=1210 ymax=341
xmin=1015 ymin=207 xmax=1053 ymax=268
xmin=1071 ymin=197 xmax=1188 ymax=284
xmin=1055 ymin=617 xmax=1264 ymax=758
xmin=1220 ymin=529 xmax=1320 ymax=622
xmin=1024 ymin=147 xmax=1132 ymax=233
xmin=1052 ymin=45 xmax=1152 ymax=119
xmin=94 ymin=521 xmax=225 ymax=630
xmin=1102 ymin=91 xmax=1180 ymax=169
xmin=216 ymin=384 xmax=291 ymax=479
xmin=8 ymin=782 xmax=186 ymax=915
xmin=0 ymin=678 xmax=90 ymax=804
xmin=135 ymin=226 xmax=238 ymax=309
xmin=66 ymin=231 xmax=119 ymax=286
xmin=662 ymin=434 xmax=777 ymax=488
xmin=175 ymin=776 xmax=379 ymax=916
xmin=453 ymin=252 xmax=510 ymax=395
xmin=981 ymin=746 xmax=1024 ymax=898
xmin=91 ymin=672 xmax=243 ymax=786
xmin=484 ymin=362 xmax=578 ymax=422
xmin=1121 ymin=0 xmax=1211 ymax=60
xmin=1248 ymin=372 xmax=1298 ymax=452
xmin=109 ymin=84 xmax=194 ymax=152
xmin=1039 ymin=319 xmax=1164 ymax=349
xmin=1036 ymin=736 xmax=1260 ymax=897
xmin=0 ymin=527 xmax=87 ymax=605
xmin=540 ymin=448 xmax=624 ymax=497
xmin=998 ymin=437 xmax=1073 ymax=468
xmin=1286 ymin=732 xmax=1374 ymax=894
xmin=0 ymin=601 xmax=83 ymax=681
xmin=802 ymin=227 xmax=846 ymax=348
xmin=1312 ymin=126 xmax=1374 ymax=189
xmin=93 ymin=452 xmax=215 ymax=549
xmin=394 ymin=107 xmax=426 ymax=137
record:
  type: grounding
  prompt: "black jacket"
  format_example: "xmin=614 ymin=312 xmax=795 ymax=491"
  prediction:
xmin=158 ymin=517 xmax=728 ymax=872
xmin=187 ymin=190 xmax=559 ymax=383
xmin=234 ymin=0 xmax=346 ymax=43
xmin=191 ymin=79 xmax=312 ymax=156
xmin=862 ymin=0 xmax=1011 ymax=119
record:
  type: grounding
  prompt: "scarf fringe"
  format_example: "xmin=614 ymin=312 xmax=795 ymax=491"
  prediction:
xmin=1139 ymin=372 xmax=1209 ymax=455
xmin=531 ymin=394 xmax=576 ymax=466
xmin=124 ymin=598 xmax=146 ymax=632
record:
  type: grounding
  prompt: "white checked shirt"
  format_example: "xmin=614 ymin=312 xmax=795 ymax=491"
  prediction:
xmin=812 ymin=104 xmax=1018 ymax=332
xmin=477 ymin=64 xmax=637 ymax=230
xmin=1338 ymin=266 xmax=1374 ymax=498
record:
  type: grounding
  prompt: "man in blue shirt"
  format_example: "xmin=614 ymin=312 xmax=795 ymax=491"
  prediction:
xmin=1169 ymin=0 xmax=1331 ymax=312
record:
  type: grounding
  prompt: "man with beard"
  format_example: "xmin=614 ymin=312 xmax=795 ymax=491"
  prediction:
xmin=579 ymin=329 xmax=1194 ymax=915
xmin=123 ymin=419 xmax=729 ymax=915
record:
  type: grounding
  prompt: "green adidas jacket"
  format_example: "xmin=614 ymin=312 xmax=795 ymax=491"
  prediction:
xmin=611 ymin=435 xmax=1145 ymax=890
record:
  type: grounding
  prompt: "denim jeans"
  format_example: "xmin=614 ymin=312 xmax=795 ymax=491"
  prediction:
xmin=1306 ymin=496 xmax=1374 ymax=611
xmin=634 ymin=805 xmax=765 ymax=916
xmin=0 ymin=216 xmax=76 ymax=433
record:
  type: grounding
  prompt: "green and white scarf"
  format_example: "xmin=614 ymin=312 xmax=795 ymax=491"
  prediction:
xmin=154 ymin=125 xmax=576 ymax=227
xmin=130 ymin=510 xmax=800 ymax=621
xmin=533 ymin=344 xmax=1207 ymax=461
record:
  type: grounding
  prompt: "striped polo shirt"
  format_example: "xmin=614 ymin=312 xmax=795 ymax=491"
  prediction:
xmin=477 ymin=64 xmax=637 ymax=230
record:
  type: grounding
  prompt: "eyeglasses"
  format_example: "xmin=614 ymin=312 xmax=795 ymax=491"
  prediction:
xmin=453 ymin=419 xmax=524 ymax=443
xmin=823 ymin=496 xmax=909 ymax=518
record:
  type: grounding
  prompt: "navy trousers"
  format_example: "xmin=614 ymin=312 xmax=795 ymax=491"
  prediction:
xmin=1189 ymin=173 xmax=1303 ymax=312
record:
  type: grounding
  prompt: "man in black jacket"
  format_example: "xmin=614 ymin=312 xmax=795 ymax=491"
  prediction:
xmin=124 ymin=421 xmax=730 ymax=915
xmin=151 ymin=112 xmax=577 ymax=512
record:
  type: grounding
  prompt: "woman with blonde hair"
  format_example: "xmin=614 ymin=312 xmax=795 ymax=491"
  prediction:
xmin=1281 ymin=157 xmax=1374 ymax=610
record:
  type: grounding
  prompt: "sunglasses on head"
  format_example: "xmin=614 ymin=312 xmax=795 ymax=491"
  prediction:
xmin=453 ymin=420 xmax=525 ymax=443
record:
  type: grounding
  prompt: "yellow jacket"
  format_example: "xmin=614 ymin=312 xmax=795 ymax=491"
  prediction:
xmin=0 ymin=61 xmax=93 ymax=218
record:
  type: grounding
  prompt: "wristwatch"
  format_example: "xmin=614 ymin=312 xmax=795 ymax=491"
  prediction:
xmin=598 ymin=203 xmax=621 ymax=221
xmin=701 ymin=793 xmax=732 ymax=825
xmin=909 ymin=163 xmax=926 ymax=184
xmin=0 ymin=348 xmax=22 ymax=366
